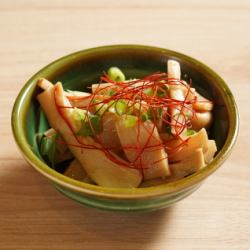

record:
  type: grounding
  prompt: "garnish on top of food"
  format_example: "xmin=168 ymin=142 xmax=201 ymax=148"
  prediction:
xmin=36 ymin=60 xmax=217 ymax=188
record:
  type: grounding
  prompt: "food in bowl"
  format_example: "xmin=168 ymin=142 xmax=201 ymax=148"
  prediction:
xmin=36 ymin=60 xmax=217 ymax=188
xmin=12 ymin=45 xmax=238 ymax=211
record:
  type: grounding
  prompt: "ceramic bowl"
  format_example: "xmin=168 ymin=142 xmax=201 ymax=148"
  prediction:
xmin=12 ymin=45 xmax=239 ymax=212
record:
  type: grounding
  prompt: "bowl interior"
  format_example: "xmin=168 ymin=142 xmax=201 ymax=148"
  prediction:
xmin=13 ymin=45 xmax=238 ymax=198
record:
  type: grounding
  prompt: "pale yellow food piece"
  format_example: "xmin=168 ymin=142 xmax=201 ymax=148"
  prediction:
xmin=91 ymin=80 xmax=142 ymax=94
xmin=167 ymin=60 xmax=181 ymax=80
xmin=67 ymin=93 xmax=108 ymax=114
xmin=169 ymin=89 xmax=187 ymax=133
xmin=193 ymin=91 xmax=214 ymax=112
xmin=37 ymin=81 xmax=142 ymax=188
xmin=100 ymin=112 xmax=122 ymax=153
xmin=167 ymin=128 xmax=209 ymax=162
xmin=204 ymin=140 xmax=217 ymax=163
xmin=38 ymin=78 xmax=93 ymax=109
xmin=141 ymin=148 xmax=205 ymax=186
xmin=153 ymin=107 xmax=168 ymax=133
xmin=64 ymin=160 xmax=94 ymax=184
xmin=116 ymin=116 xmax=170 ymax=180
xmin=182 ymin=85 xmax=213 ymax=112
xmin=140 ymin=178 xmax=168 ymax=187
xmin=191 ymin=111 xmax=212 ymax=130
xmin=92 ymin=83 xmax=117 ymax=94
xmin=54 ymin=150 xmax=73 ymax=164
xmin=169 ymin=148 xmax=205 ymax=179
xmin=167 ymin=60 xmax=187 ymax=136
xmin=193 ymin=100 xmax=213 ymax=112
xmin=44 ymin=127 xmax=57 ymax=137
xmin=37 ymin=78 xmax=53 ymax=90
xmin=141 ymin=148 xmax=206 ymax=186
xmin=65 ymin=89 xmax=93 ymax=108
xmin=184 ymin=87 xmax=196 ymax=101
xmin=64 ymin=90 xmax=90 ymax=97
xmin=160 ymin=133 xmax=186 ymax=158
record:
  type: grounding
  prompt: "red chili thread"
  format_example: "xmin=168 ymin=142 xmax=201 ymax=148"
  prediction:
xmin=53 ymin=72 xmax=201 ymax=172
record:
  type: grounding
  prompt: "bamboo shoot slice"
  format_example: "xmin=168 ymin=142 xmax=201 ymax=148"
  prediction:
xmin=191 ymin=112 xmax=212 ymax=131
xmin=38 ymin=78 xmax=53 ymax=90
xmin=168 ymin=60 xmax=181 ymax=80
xmin=92 ymin=83 xmax=117 ymax=94
xmin=38 ymin=78 xmax=93 ymax=109
xmin=169 ymin=148 xmax=205 ymax=179
xmin=193 ymin=91 xmax=214 ymax=112
xmin=100 ymin=112 xmax=122 ymax=153
xmin=167 ymin=60 xmax=187 ymax=136
xmin=168 ymin=128 xmax=209 ymax=162
xmin=37 ymin=81 xmax=142 ymax=188
xmin=64 ymin=160 xmax=94 ymax=183
xmin=92 ymin=80 xmax=141 ymax=94
xmin=116 ymin=116 xmax=170 ymax=180
xmin=204 ymin=140 xmax=217 ymax=163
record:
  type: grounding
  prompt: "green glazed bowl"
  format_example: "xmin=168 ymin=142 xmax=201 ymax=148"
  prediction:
xmin=12 ymin=45 xmax=239 ymax=212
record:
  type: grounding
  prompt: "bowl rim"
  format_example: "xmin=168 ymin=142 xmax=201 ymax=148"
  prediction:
xmin=12 ymin=44 xmax=239 ymax=199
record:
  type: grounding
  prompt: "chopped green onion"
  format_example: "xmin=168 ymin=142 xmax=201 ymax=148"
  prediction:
xmin=157 ymin=85 xmax=168 ymax=98
xmin=186 ymin=129 xmax=196 ymax=136
xmin=71 ymin=108 xmax=101 ymax=137
xmin=123 ymin=115 xmax=137 ymax=128
xmin=95 ymin=103 xmax=109 ymax=116
xmin=107 ymin=89 xmax=116 ymax=96
xmin=185 ymin=110 xmax=192 ymax=119
xmin=147 ymin=108 xmax=154 ymax=120
xmin=141 ymin=112 xmax=149 ymax=122
xmin=133 ymin=102 xmax=141 ymax=110
xmin=143 ymin=88 xmax=154 ymax=96
xmin=158 ymin=108 xmax=163 ymax=116
xmin=40 ymin=133 xmax=57 ymax=168
xmin=77 ymin=114 xmax=101 ymax=137
xmin=107 ymin=67 xmax=125 ymax=82
xmin=115 ymin=100 xmax=127 ymax=115
xmin=157 ymin=90 xmax=166 ymax=97
xmin=146 ymin=107 xmax=162 ymax=120
xmin=71 ymin=107 xmax=86 ymax=121
xmin=166 ymin=126 xmax=172 ymax=135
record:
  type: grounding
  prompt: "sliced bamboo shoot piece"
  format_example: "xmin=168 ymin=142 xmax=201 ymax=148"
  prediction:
xmin=194 ymin=101 xmax=213 ymax=112
xmin=38 ymin=78 xmax=93 ymax=109
xmin=168 ymin=60 xmax=181 ymax=80
xmin=100 ymin=112 xmax=122 ymax=153
xmin=64 ymin=160 xmax=94 ymax=184
xmin=168 ymin=128 xmax=209 ymax=162
xmin=140 ymin=178 xmax=168 ymax=187
xmin=193 ymin=91 xmax=213 ymax=112
xmin=191 ymin=112 xmax=212 ymax=130
xmin=116 ymin=116 xmax=170 ymax=180
xmin=92 ymin=83 xmax=117 ymax=94
xmin=169 ymin=148 xmax=205 ymax=179
xmin=92 ymin=80 xmax=141 ymax=94
xmin=204 ymin=140 xmax=217 ymax=163
xmin=64 ymin=90 xmax=90 ymax=98
xmin=167 ymin=60 xmax=187 ymax=136
xmin=37 ymin=81 xmax=142 ymax=188
xmin=38 ymin=78 xmax=53 ymax=90
xmin=54 ymin=150 xmax=73 ymax=164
